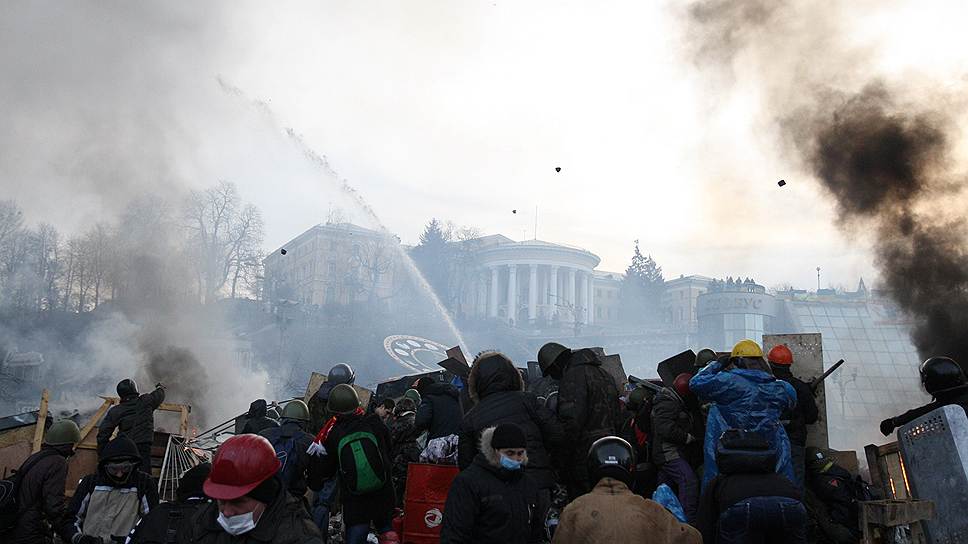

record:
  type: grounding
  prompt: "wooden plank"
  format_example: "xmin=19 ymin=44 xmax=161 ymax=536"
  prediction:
xmin=180 ymin=406 xmax=189 ymax=437
xmin=79 ymin=400 xmax=113 ymax=444
xmin=865 ymin=444 xmax=885 ymax=492
xmin=860 ymin=500 xmax=934 ymax=527
xmin=31 ymin=389 xmax=49 ymax=453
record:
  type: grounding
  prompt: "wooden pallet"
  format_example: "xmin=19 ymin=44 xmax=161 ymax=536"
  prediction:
xmin=859 ymin=499 xmax=934 ymax=544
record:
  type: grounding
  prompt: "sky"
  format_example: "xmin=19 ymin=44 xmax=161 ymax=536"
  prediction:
xmin=3 ymin=1 xmax=968 ymax=291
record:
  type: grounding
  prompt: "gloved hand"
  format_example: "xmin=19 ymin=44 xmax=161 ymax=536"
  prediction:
xmin=72 ymin=534 xmax=104 ymax=544
xmin=879 ymin=417 xmax=896 ymax=437
xmin=155 ymin=382 xmax=166 ymax=390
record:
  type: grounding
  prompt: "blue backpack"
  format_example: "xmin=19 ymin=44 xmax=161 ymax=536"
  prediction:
xmin=269 ymin=433 xmax=302 ymax=487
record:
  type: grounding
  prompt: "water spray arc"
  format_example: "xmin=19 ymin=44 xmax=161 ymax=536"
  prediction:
xmin=216 ymin=77 xmax=470 ymax=355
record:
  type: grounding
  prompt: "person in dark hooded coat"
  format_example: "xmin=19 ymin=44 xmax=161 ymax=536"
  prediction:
xmin=413 ymin=377 xmax=462 ymax=463
xmin=97 ymin=379 xmax=166 ymax=474
xmin=458 ymin=351 xmax=563 ymax=522
xmin=242 ymin=399 xmax=279 ymax=435
xmin=127 ymin=462 xmax=211 ymax=543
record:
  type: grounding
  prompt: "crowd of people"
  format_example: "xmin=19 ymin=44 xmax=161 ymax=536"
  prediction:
xmin=6 ymin=341 xmax=968 ymax=543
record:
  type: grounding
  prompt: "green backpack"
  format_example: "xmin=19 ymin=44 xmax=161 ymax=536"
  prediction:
xmin=336 ymin=430 xmax=387 ymax=495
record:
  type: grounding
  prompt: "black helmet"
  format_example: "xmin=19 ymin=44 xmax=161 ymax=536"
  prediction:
xmin=538 ymin=342 xmax=570 ymax=378
xmin=328 ymin=363 xmax=356 ymax=385
xmin=586 ymin=436 xmax=635 ymax=487
xmin=627 ymin=386 xmax=652 ymax=412
xmin=695 ymin=348 xmax=717 ymax=369
xmin=117 ymin=379 xmax=139 ymax=399
xmin=919 ymin=356 xmax=966 ymax=396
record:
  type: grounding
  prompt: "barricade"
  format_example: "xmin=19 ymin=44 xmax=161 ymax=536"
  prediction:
xmin=402 ymin=463 xmax=459 ymax=543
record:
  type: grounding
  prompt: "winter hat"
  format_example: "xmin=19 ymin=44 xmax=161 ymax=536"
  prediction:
xmin=403 ymin=389 xmax=421 ymax=404
xmin=490 ymin=423 xmax=527 ymax=450
xmin=246 ymin=474 xmax=281 ymax=504
xmin=177 ymin=462 xmax=212 ymax=501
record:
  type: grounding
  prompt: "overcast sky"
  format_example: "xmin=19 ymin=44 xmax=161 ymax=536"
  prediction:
xmin=3 ymin=1 xmax=967 ymax=290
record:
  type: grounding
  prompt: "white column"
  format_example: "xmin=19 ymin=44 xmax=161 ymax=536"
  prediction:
xmin=528 ymin=264 xmax=538 ymax=322
xmin=549 ymin=266 xmax=559 ymax=318
xmin=507 ymin=264 xmax=517 ymax=324
xmin=489 ymin=266 xmax=499 ymax=318
xmin=581 ymin=272 xmax=591 ymax=324
xmin=477 ymin=276 xmax=487 ymax=318
xmin=567 ymin=268 xmax=577 ymax=322
xmin=587 ymin=272 xmax=595 ymax=324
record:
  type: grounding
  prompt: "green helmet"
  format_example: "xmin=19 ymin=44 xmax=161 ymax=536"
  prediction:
xmin=282 ymin=400 xmax=310 ymax=421
xmin=44 ymin=420 xmax=81 ymax=446
xmin=403 ymin=388 xmax=421 ymax=405
xmin=627 ymin=386 xmax=650 ymax=412
xmin=695 ymin=348 xmax=717 ymax=369
xmin=328 ymin=384 xmax=361 ymax=414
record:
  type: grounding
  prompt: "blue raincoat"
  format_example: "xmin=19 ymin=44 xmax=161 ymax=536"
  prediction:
xmin=690 ymin=360 xmax=797 ymax=489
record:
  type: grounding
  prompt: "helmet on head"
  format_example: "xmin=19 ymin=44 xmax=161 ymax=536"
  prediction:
xmin=919 ymin=356 xmax=966 ymax=396
xmin=731 ymin=340 xmax=763 ymax=359
xmin=627 ymin=386 xmax=650 ymax=412
xmin=805 ymin=446 xmax=833 ymax=473
xmin=586 ymin=436 xmax=635 ymax=487
xmin=204 ymin=434 xmax=281 ymax=501
xmin=538 ymin=342 xmax=570 ymax=378
xmin=695 ymin=348 xmax=717 ymax=369
xmin=44 ymin=420 xmax=81 ymax=446
xmin=403 ymin=388 xmax=421 ymax=405
xmin=328 ymin=363 xmax=355 ymax=385
xmin=327 ymin=384 xmax=361 ymax=414
xmin=282 ymin=400 xmax=310 ymax=421
xmin=768 ymin=345 xmax=794 ymax=366
xmin=673 ymin=373 xmax=694 ymax=399
xmin=117 ymin=378 xmax=139 ymax=399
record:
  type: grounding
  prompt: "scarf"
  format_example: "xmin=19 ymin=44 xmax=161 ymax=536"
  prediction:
xmin=307 ymin=407 xmax=364 ymax=456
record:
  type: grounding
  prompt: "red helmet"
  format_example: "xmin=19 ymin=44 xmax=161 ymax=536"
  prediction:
xmin=768 ymin=345 xmax=794 ymax=366
xmin=673 ymin=373 xmax=694 ymax=398
xmin=203 ymin=434 xmax=281 ymax=500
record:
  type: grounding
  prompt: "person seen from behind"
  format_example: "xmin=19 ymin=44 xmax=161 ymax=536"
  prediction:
xmin=97 ymin=379 xmax=166 ymax=475
xmin=651 ymin=373 xmax=702 ymax=522
xmin=259 ymin=400 xmax=315 ymax=506
xmin=126 ymin=462 xmax=211 ymax=543
xmin=767 ymin=344 xmax=819 ymax=488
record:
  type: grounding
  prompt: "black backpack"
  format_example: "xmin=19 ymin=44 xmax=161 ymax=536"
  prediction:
xmin=0 ymin=450 xmax=59 ymax=532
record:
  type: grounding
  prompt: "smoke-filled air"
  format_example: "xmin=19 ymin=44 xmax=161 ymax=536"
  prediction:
xmin=4 ymin=2 xmax=968 ymax=542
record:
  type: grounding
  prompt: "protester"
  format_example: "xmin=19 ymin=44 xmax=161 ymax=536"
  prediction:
xmin=694 ymin=348 xmax=718 ymax=371
xmin=309 ymin=384 xmax=399 ymax=544
xmin=387 ymin=397 xmax=422 ymax=506
xmin=458 ymin=351 xmax=563 ymax=524
xmin=880 ymin=356 xmax=968 ymax=435
xmin=553 ymin=436 xmax=700 ymax=544
xmin=374 ymin=399 xmax=395 ymax=422
xmin=538 ymin=342 xmax=621 ymax=500
xmin=690 ymin=339 xmax=797 ymax=488
xmin=260 ymin=400 xmax=315 ymax=503
xmin=440 ymin=423 xmax=542 ymax=544
xmin=8 ymin=420 xmax=85 ymax=544
xmin=651 ymin=373 xmax=701 ymax=522
xmin=70 ymin=436 xmax=159 ymax=543
xmin=413 ymin=377 xmax=462 ymax=463
xmin=178 ymin=434 xmax=322 ymax=543
xmin=620 ymin=385 xmax=659 ymax=496
xmin=306 ymin=363 xmax=355 ymax=538
xmin=804 ymin=447 xmax=872 ymax=541
xmin=126 ymin=462 xmax=211 ymax=544
xmin=403 ymin=388 xmax=421 ymax=407
xmin=97 ymin=379 xmax=166 ymax=475
xmin=767 ymin=344 xmax=819 ymax=488
xmin=242 ymin=399 xmax=280 ymax=435
xmin=697 ymin=430 xmax=806 ymax=544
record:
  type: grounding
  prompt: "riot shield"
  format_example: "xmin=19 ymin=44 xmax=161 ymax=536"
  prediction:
xmin=897 ymin=404 xmax=968 ymax=542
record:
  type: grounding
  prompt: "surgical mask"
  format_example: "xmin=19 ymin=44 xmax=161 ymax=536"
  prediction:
xmin=500 ymin=455 xmax=522 ymax=471
xmin=217 ymin=511 xmax=257 ymax=535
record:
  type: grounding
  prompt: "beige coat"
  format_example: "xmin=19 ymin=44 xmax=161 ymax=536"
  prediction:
xmin=553 ymin=478 xmax=702 ymax=544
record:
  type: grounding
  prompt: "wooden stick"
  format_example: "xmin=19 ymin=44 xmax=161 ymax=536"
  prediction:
xmin=79 ymin=399 xmax=113 ymax=444
xmin=31 ymin=389 xmax=49 ymax=453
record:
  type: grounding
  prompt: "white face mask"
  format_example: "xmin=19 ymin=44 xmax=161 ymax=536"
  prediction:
xmin=217 ymin=511 xmax=257 ymax=535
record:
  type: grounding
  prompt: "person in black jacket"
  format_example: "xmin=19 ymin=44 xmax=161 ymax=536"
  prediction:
xmin=767 ymin=345 xmax=819 ymax=489
xmin=9 ymin=421 xmax=87 ymax=544
xmin=538 ymin=342 xmax=621 ymax=501
xmin=651 ymin=373 xmax=701 ymax=523
xmin=242 ymin=399 xmax=280 ymax=435
xmin=880 ymin=356 xmax=968 ymax=435
xmin=259 ymin=400 xmax=315 ymax=505
xmin=127 ymin=462 xmax=211 ymax=543
xmin=458 ymin=351 xmax=563 ymax=525
xmin=413 ymin=378 xmax=462 ymax=463
xmin=440 ymin=423 xmax=541 ymax=544
xmin=697 ymin=430 xmax=806 ymax=544
xmin=70 ymin=436 xmax=159 ymax=543
xmin=620 ymin=385 xmax=659 ymax=497
xmin=97 ymin=379 xmax=166 ymax=475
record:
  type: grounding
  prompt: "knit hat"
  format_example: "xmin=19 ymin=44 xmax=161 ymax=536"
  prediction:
xmin=246 ymin=474 xmax=280 ymax=504
xmin=177 ymin=462 xmax=211 ymax=501
xmin=403 ymin=388 xmax=421 ymax=404
xmin=490 ymin=423 xmax=527 ymax=450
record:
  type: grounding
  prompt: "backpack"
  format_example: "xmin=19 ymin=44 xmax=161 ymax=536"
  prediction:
xmin=269 ymin=433 xmax=301 ymax=488
xmin=336 ymin=429 xmax=387 ymax=495
xmin=0 ymin=450 xmax=58 ymax=532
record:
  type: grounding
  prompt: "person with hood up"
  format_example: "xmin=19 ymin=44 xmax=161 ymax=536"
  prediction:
xmin=651 ymin=373 xmax=702 ymax=522
xmin=767 ymin=344 xmax=819 ymax=489
xmin=69 ymin=436 xmax=159 ymax=543
xmin=689 ymin=339 xmax=797 ymax=489
xmin=412 ymin=377 xmax=462 ymax=463
xmin=880 ymin=356 xmax=968 ymax=435
xmin=97 ymin=379 xmax=166 ymax=475
xmin=440 ymin=423 xmax=542 ymax=544
xmin=126 ymin=462 xmax=211 ymax=543
xmin=387 ymin=396 xmax=422 ymax=506
xmin=309 ymin=384 xmax=399 ymax=544
xmin=553 ymin=436 xmax=700 ymax=544
xmin=8 ymin=420 xmax=86 ymax=544
xmin=242 ymin=399 xmax=280 ymax=435
xmin=537 ymin=342 xmax=622 ymax=500
xmin=458 ymin=351 xmax=563 ymax=525
xmin=178 ymin=434 xmax=322 ymax=544
xmin=259 ymin=400 xmax=315 ymax=504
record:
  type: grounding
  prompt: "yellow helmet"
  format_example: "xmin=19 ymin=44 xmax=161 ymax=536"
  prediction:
xmin=731 ymin=339 xmax=763 ymax=358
